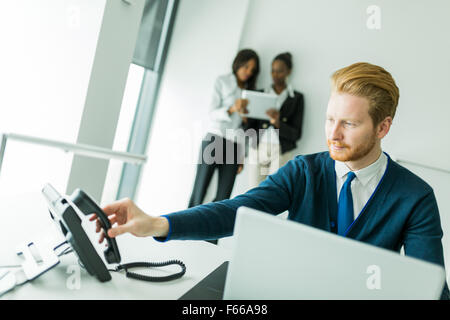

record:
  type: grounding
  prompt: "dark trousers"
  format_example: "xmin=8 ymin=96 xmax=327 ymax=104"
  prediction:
xmin=189 ymin=134 xmax=242 ymax=243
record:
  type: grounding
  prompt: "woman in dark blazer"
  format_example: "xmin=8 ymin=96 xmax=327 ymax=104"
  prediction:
xmin=243 ymin=52 xmax=304 ymax=186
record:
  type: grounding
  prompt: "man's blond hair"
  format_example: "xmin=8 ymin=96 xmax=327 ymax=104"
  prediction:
xmin=331 ymin=62 xmax=400 ymax=125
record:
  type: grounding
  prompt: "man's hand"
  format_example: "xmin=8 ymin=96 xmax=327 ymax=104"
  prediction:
xmin=89 ymin=198 xmax=169 ymax=243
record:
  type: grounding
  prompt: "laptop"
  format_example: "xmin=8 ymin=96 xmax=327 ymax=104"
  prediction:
xmin=218 ymin=207 xmax=446 ymax=299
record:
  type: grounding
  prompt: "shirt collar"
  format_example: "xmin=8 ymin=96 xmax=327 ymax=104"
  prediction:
xmin=287 ymin=84 xmax=294 ymax=98
xmin=227 ymin=73 xmax=239 ymax=89
xmin=334 ymin=152 xmax=387 ymax=186
xmin=266 ymin=84 xmax=294 ymax=98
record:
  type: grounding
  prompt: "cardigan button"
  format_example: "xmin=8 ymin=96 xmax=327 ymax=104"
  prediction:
xmin=262 ymin=123 xmax=268 ymax=129
xmin=282 ymin=117 xmax=287 ymax=122
xmin=330 ymin=221 xmax=336 ymax=228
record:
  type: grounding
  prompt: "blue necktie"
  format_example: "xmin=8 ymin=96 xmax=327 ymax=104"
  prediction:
xmin=337 ymin=171 xmax=356 ymax=236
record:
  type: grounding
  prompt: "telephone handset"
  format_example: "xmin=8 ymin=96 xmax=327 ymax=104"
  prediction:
xmin=42 ymin=183 xmax=186 ymax=283
xmin=42 ymin=183 xmax=112 ymax=282
xmin=70 ymin=189 xmax=121 ymax=264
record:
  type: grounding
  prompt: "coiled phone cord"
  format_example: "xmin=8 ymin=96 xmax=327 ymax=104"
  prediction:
xmin=110 ymin=260 xmax=186 ymax=282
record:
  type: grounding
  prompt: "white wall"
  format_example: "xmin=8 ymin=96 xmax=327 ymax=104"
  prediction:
xmin=135 ymin=0 xmax=250 ymax=214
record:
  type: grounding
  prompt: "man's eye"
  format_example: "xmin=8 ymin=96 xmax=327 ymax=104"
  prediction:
xmin=345 ymin=122 xmax=355 ymax=127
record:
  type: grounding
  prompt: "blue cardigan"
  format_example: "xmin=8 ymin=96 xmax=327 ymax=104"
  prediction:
xmin=160 ymin=152 xmax=449 ymax=298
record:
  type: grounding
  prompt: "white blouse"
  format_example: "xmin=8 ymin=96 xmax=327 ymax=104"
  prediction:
xmin=206 ymin=73 xmax=244 ymax=143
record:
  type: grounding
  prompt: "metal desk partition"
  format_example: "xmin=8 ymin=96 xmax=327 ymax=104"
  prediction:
xmin=392 ymin=156 xmax=450 ymax=175
xmin=0 ymin=132 xmax=147 ymax=180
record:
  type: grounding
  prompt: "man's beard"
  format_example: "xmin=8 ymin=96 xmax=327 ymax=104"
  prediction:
xmin=327 ymin=133 xmax=377 ymax=162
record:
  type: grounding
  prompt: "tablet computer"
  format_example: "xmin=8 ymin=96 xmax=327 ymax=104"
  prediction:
xmin=241 ymin=90 xmax=277 ymax=120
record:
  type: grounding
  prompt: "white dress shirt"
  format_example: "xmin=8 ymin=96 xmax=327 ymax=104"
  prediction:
xmin=259 ymin=84 xmax=295 ymax=145
xmin=207 ymin=73 xmax=243 ymax=142
xmin=335 ymin=152 xmax=388 ymax=220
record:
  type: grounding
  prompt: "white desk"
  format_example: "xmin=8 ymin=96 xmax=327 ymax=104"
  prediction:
xmin=0 ymin=192 xmax=231 ymax=299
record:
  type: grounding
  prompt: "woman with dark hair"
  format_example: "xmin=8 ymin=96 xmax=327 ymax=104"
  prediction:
xmin=243 ymin=52 xmax=304 ymax=187
xmin=188 ymin=49 xmax=260 ymax=234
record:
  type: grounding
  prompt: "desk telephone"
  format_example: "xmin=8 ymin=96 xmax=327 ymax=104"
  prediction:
xmin=42 ymin=183 xmax=186 ymax=283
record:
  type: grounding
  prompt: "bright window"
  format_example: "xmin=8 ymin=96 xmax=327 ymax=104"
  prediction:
xmin=0 ymin=0 xmax=105 ymax=197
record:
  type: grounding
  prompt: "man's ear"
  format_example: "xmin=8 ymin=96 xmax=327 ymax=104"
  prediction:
xmin=376 ymin=116 xmax=393 ymax=139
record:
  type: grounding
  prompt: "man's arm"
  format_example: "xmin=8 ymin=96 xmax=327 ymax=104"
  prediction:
xmin=92 ymin=158 xmax=303 ymax=243
xmin=157 ymin=159 xmax=301 ymax=241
